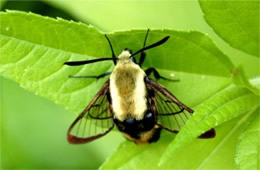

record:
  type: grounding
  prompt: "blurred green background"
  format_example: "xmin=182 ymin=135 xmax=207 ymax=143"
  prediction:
xmin=0 ymin=0 xmax=259 ymax=169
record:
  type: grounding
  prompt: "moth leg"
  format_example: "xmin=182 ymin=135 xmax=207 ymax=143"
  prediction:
xmin=145 ymin=68 xmax=179 ymax=82
xmin=69 ymin=72 xmax=112 ymax=80
xmin=139 ymin=29 xmax=149 ymax=67
xmin=139 ymin=51 xmax=146 ymax=68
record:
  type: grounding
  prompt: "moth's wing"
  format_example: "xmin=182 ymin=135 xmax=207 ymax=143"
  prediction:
xmin=67 ymin=80 xmax=114 ymax=144
xmin=145 ymin=77 xmax=193 ymax=133
xmin=145 ymin=77 xmax=215 ymax=138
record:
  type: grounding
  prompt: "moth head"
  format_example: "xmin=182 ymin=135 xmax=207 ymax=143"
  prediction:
xmin=118 ymin=48 xmax=133 ymax=63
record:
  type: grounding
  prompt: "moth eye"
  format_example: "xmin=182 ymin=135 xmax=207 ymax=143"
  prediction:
xmin=118 ymin=123 xmax=125 ymax=131
xmin=124 ymin=117 xmax=135 ymax=125
xmin=141 ymin=112 xmax=155 ymax=131
xmin=144 ymin=112 xmax=153 ymax=120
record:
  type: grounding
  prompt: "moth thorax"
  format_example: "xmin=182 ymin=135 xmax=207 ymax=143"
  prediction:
xmin=110 ymin=61 xmax=147 ymax=121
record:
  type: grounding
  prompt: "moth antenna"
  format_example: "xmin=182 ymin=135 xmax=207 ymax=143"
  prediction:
xmin=139 ymin=29 xmax=150 ymax=67
xmin=130 ymin=36 xmax=170 ymax=58
xmin=143 ymin=29 xmax=150 ymax=48
xmin=64 ymin=57 xmax=117 ymax=66
xmin=105 ymin=35 xmax=117 ymax=65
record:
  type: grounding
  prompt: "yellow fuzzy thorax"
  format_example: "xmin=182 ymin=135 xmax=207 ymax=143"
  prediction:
xmin=109 ymin=51 xmax=147 ymax=121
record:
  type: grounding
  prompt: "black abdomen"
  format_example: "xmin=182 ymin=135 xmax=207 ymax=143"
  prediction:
xmin=113 ymin=110 xmax=161 ymax=143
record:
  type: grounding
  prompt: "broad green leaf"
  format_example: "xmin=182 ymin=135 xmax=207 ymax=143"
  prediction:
xmin=101 ymin=110 xmax=255 ymax=169
xmin=235 ymin=107 xmax=260 ymax=170
xmin=0 ymin=11 xmax=235 ymax=114
xmin=43 ymin=1 xmax=260 ymax=95
xmin=159 ymin=78 xmax=260 ymax=165
xmin=0 ymin=11 xmax=113 ymax=114
xmin=199 ymin=0 xmax=259 ymax=57
xmin=43 ymin=0 xmax=260 ymax=79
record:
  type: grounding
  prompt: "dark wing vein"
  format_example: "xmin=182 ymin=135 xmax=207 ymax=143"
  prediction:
xmin=145 ymin=77 xmax=193 ymax=133
xmin=67 ymin=80 xmax=114 ymax=144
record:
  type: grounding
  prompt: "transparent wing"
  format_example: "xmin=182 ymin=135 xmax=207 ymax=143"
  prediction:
xmin=146 ymin=77 xmax=193 ymax=133
xmin=67 ymin=80 xmax=114 ymax=144
xmin=152 ymin=89 xmax=193 ymax=133
xmin=146 ymin=77 xmax=215 ymax=138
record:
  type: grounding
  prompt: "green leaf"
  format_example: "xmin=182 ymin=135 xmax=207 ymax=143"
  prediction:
xmin=101 ymin=111 xmax=256 ymax=169
xmin=43 ymin=0 xmax=260 ymax=79
xmin=199 ymin=0 xmax=259 ymax=57
xmin=0 ymin=10 xmax=114 ymax=115
xmin=0 ymin=10 xmax=235 ymax=114
xmin=110 ymin=29 xmax=234 ymax=76
xmin=235 ymin=107 xmax=260 ymax=170
xmin=160 ymin=78 xmax=259 ymax=164
xmin=158 ymin=78 xmax=260 ymax=165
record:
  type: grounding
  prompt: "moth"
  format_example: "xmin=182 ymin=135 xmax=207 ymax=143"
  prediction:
xmin=64 ymin=30 xmax=215 ymax=145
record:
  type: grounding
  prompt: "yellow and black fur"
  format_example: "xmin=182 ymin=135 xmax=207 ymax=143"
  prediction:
xmin=110 ymin=50 xmax=160 ymax=144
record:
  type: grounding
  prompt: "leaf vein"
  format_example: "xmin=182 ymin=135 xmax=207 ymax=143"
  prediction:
xmin=224 ymin=1 xmax=258 ymax=43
